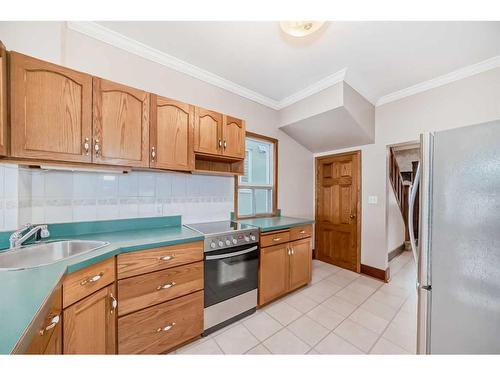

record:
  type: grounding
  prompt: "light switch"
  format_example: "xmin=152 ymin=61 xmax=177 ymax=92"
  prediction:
xmin=368 ymin=195 xmax=378 ymax=204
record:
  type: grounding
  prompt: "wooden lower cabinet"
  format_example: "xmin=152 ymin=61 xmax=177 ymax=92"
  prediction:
xmin=63 ymin=284 xmax=117 ymax=354
xmin=118 ymin=291 xmax=203 ymax=354
xmin=259 ymin=244 xmax=289 ymax=305
xmin=258 ymin=226 xmax=313 ymax=306
xmin=289 ymin=239 xmax=313 ymax=290
xmin=43 ymin=324 xmax=62 ymax=354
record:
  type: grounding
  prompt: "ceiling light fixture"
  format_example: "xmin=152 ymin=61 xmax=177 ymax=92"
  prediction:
xmin=279 ymin=21 xmax=325 ymax=37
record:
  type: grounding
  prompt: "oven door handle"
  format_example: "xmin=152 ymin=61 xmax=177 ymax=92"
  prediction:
xmin=205 ymin=246 xmax=258 ymax=260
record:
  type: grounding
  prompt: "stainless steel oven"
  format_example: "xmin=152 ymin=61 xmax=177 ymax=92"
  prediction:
xmin=185 ymin=221 xmax=259 ymax=335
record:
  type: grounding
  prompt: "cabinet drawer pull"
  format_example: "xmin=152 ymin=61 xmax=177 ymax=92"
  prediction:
xmin=39 ymin=314 xmax=60 ymax=336
xmin=159 ymin=255 xmax=174 ymax=261
xmin=156 ymin=322 xmax=176 ymax=333
xmin=83 ymin=137 xmax=90 ymax=155
xmin=299 ymin=230 xmax=306 ymax=234
xmin=156 ymin=281 xmax=176 ymax=290
xmin=80 ymin=272 xmax=104 ymax=286
xmin=273 ymin=237 xmax=281 ymax=242
xmin=110 ymin=293 xmax=118 ymax=314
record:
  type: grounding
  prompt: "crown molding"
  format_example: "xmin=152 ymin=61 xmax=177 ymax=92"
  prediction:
xmin=277 ymin=68 xmax=347 ymax=109
xmin=376 ymin=55 xmax=500 ymax=106
xmin=66 ymin=21 xmax=281 ymax=109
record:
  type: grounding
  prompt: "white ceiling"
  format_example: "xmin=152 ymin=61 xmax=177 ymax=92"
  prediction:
xmin=94 ymin=21 xmax=500 ymax=107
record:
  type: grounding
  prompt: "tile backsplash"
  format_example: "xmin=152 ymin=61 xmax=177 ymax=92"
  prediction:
xmin=0 ymin=164 xmax=234 ymax=231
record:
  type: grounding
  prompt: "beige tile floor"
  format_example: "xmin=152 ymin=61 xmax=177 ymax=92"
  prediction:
xmin=174 ymin=250 xmax=417 ymax=355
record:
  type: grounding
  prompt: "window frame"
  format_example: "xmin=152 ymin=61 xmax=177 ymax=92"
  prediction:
xmin=234 ymin=131 xmax=278 ymax=219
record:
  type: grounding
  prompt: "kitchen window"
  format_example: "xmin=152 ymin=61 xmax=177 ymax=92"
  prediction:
xmin=236 ymin=132 xmax=278 ymax=218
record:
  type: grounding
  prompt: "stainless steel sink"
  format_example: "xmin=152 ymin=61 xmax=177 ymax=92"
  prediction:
xmin=0 ymin=240 xmax=109 ymax=271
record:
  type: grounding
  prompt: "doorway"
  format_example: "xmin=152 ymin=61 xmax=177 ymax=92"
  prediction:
xmin=315 ymin=151 xmax=361 ymax=272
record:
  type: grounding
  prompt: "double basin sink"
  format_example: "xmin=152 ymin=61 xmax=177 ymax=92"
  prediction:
xmin=0 ymin=240 xmax=109 ymax=271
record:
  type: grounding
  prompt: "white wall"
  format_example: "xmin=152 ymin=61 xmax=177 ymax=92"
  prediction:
xmin=0 ymin=22 xmax=315 ymax=230
xmin=316 ymin=67 xmax=500 ymax=270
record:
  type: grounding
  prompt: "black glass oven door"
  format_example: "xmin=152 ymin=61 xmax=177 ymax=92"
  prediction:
xmin=204 ymin=244 xmax=259 ymax=308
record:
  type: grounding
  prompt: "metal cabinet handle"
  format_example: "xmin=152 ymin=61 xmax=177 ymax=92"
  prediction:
xmin=83 ymin=138 xmax=90 ymax=155
xmin=156 ymin=322 xmax=176 ymax=333
xmin=39 ymin=314 xmax=60 ymax=336
xmin=80 ymin=272 xmax=104 ymax=286
xmin=94 ymin=138 xmax=100 ymax=157
xmin=151 ymin=146 xmax=156 ymax=162
xmin=110 ymin=293 xmax=117 ymax=314
xmin=159 ymin=255 xmax=174 ymax=261
xmin=156 ymin=281 xmax=176 ymax=290
xmin=273 ymin=237 xmax=281 ymax=242
xmin=299 ymin=230 xmax=306 ymax=234
xmin=218 ymin=139 xmax=222 ymax=148
xmin=291 ymin=248 xmax=295 ymax=255
xmin=287 ymin=248 xmax=291 ymax=256
xmin=223 ymin=140 xmax=227 ymax=149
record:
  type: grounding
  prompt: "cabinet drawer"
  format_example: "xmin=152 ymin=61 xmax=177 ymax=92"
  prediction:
xmin=117 ymin=241 xmax=203 ymax=279
xmin=290 ymin=225 xmax=313 ymax=241
xmin=260 ymin=230 xmax=290 ymax=248
xmin=25 ymin=284 xmax=62 ymax=354
xmin=63 ymin=258 xmax=115 ymax=308
xmin=118 ymin=290 xmax=203 ymax=354
xmin=118 ymin=261 xmax=204 ymax=316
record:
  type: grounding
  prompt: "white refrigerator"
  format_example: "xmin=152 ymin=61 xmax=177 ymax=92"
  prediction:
xmin=409 ymin=120 xmax=500 ymax=354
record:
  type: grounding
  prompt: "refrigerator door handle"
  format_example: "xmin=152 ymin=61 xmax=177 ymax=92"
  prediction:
xmin=408 ymin=162 xmax=421 ymax=264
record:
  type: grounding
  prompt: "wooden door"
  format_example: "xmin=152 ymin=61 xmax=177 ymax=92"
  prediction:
xmin=63 ymin=284 xmax=117 ymax=354
xmin=221 ymin=116 xmax=245 ymax=159
xmin=150 ymin=95 xmax=194 ymax=171
xmin=0 ymin=42 xmax=7 ymax=156
xmin=289 ymin=238 xmax=312 ymax=290
xmin=258 ymin=243 xmax=289 ymax=305
xmin=194 ymin=107 xmax=222 ymax=156
xmin=93 ymin=78 xmax=149 ymax=167
xmin=315 ymin=151 xmax=361 ymax=272
xmin=10 ymin=52 xmax=92 ymax=162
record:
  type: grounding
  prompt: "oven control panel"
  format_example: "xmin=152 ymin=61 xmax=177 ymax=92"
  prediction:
xmin=205 ymin=231 xmax=259 ymax=252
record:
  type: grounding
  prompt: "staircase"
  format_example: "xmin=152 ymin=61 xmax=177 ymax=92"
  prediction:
xmin=389 ymin=148 xmax=419 ymax=242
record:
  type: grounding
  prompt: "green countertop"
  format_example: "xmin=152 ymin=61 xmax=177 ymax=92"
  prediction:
xmin=0 ymin=216 xmax=203 ymax=354
xmin=238 ymin=216 xmax=314 ymax=233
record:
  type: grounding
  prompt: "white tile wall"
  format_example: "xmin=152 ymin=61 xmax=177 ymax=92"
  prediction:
xmin=0 ymin=165 xmax=234 ymax=231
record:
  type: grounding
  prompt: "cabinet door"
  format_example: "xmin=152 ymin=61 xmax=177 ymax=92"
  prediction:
xmin=43 ymin=323 xmax=62 ymax=354
xmin=150 ymin=95 xmax=194 ymax=171
xmin=289 ymin=238 xmax=312 ymax=291
xmin=258 ymin=243 xmax=289 ymax=305
xmin=10 ymin=52 xmax=92 ymax=162
xmin=93 ymin=78 xmax=149 ymax=167
xmin=194 ymin=107 xmax=222 ymax=156
xmin=0 ymin=42 xmax=7 ymax=156
xmin=222 ymin=116 xmax=245 ymax=159
xmin=63 ymin=284 xmax=117 ymax=354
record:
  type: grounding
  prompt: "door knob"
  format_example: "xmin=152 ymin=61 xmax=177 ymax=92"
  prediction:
xmin=350 ymin=214 xmax=356 ymax=219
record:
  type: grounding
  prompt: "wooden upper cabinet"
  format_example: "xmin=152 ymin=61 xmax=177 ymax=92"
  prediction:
xmin=0 ymin=42 xmax=7 ymax=156
xmin=222 ymin=116 xmax=245 ymax=159
xmin=63 ymin=284 xmax=117 ymax=354
xmin=10 ymin=52 xmax=93 ymax=162
xmin=194 ymin=107 xmax=222 ymax=156
xmin=92 ymin=78 xmax=149 ymax=167
xmin=150 ymin=95 xmax=194 ymax=171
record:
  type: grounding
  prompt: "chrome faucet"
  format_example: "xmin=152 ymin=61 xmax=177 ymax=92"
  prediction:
xmin=9 ymin=224 xmax=50 ymax=249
